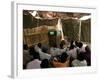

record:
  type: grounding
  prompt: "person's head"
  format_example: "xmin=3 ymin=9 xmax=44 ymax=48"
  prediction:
xmin=29 ymin=45 xmax=35 ymax=55
xmin=40 ymin=59 xmax=50 ymax=68
xmin=37 ymin=43 xmax=42 ymax=48
xmin=69 ymin=44 xmax=75 ymax=50
xmin=60 ymin=40 xmax=66 ymax=45
xmin=33 ymin=51 xmax=40 ymax=60
xmin=85 ymin=46 xmax=91 ymax=53
xmin=75 ymin=41 xmax=79 ymax=47
xmin=70 ymin=40 xmax=74 ymax=46
xmin=60 ymin=43 xmax=64 ymax=49
xmin=78 ymin=42 xmax=83 ymax=48
xmin=77 ymin=52 xmax=85 ymax=61
xmin=60 ymin=52 xmax=68 ymax=63
xmin=23 ymin=44 xmax=28 ymax=50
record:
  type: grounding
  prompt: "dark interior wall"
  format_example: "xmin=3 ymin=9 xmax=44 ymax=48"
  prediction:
xmin=81 ymin=19 xmax=91 ymax=43
xmin=23 ymin=14 xmax=58 ymax=28
xmin=62 ymin=19 xmax=91 ymax=43
xmin=23 ymin=14 xmax=38 ymax=28
xmin=62 ymin=19 xmax=79 ymax=41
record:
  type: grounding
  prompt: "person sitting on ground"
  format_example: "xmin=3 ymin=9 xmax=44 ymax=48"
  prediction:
xmin=38 ymin=46 xmax=51 ymax=60
xmin=74 ymin=41 xmax=79 ymax=48
xmin=23 ymin=44 xmax=29 ymax=55
xmin=50 ymin=43 xmax=60 ymax=56
xmin=67 ymin=40 xmax=75 ymax=50
xmin=34 ymin=43 xmax=42 ymax=53
xmin=40 ymin=59 xmax=50 ymax=68
xmin=29 ymin=45 xmax=35 ymax=56
xmin=59 ymin=43 xmax=67 ymax=55
xmin=23 ymin=44 xmax=33 ymax=69
xmin=52 ymin=52 xmax=70 ymax=68
xmin=84 ymin=46 xmax=91 ymax=66
xmin=72 ymin=52 xmax=87 ymax=67
xmin=60 ymin=40 xmax=66 ymax=46
xmin=70 ymin=40 xmax=74 ymax=46
xmin=67 ymin=44 xmax=77 ymax=60
xmin=42 ymin=44 xmax=49 ymax=53
xmin=78 ymin=42 xmax=85 ymax=53
xmin=26 ymin=51 xmax=41 ymax=69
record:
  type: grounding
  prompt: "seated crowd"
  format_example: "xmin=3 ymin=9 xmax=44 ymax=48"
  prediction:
xmin=23 ymin=40 xmax=91 ymax=69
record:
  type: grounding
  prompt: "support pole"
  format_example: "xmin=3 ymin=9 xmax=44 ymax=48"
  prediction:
xmin=79 ymin=20 xmax=81 ymax=41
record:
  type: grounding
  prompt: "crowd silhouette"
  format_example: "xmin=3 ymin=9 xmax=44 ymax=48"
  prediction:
xmin=23 ymin=40 xmax=91 ymax=69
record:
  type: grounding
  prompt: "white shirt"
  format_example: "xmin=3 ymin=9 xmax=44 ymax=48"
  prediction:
xmin=79 ymin=47 xmax=85 ymax=53
xmin=50 ymin=47 xmax=60 ymax=56
xmin=72 ymin=59 xmax=87 ymax=67
xmin=59 ymin=48 xmax=67 ymax=54
xmin=27 ymin=59 xmax=41 ymax=69
xmin=23 ymin=50 xmax=33 ymax=65
xmin=38 ymin=49 xmax=51 ymax=60
xmin=34 ymin=45 xmax=41 ymax=53
xmin=67 ymin=48 xmax=77 ymax=59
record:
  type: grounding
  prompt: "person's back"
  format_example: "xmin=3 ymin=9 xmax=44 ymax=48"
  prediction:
xmin=78 ymin=42 xmax=85 ymax=52
xmin=59 ymin=43 xmax=67 ymax=55
xmin=52 ymin=52 xmax=70 ymax=67
xmin=26 ymin=51 xmax=41 ymax=69
xmin=23 ymin=50 xmax=33 ymax=68
xmin=72 ymin=52 xmax=87 ymax=67
xmin=79 ymin=47 xmax=85 ymax=53
xmin=34 ymin=45 xmax=41 ymax=53
xmin=50 ymin=47 xmax=60 ymax=56
xmin=27 ymin=59 xmax=41 ymax=69
xmin=53 ymin=60 xmax=69 ymax=67
xmin=59 ymin=48 xmax=67 ymax=55
xmin=67 ymin=45 xmax=77 ymax=59
xmin=72 ymin=59 xmax=87 ymax=67
xmin=40 ymin=59 xmax=50 ymax=68
xmin=50 ymin=44 xmax=60 ymax=56
xmin=23 ymin=44 xmax=29 ymax=55
xmin=34 ymin=43 xmax=42 ymax=53
xmin=39 ymin=49 xmax=51 ymax=60
xmin=67 ymin=48 xmax=77 ymax=59
xmin=84 ymin=46 xmax=91 ymax=66
xmin=23 ymin=44 xmax=33 ymax=69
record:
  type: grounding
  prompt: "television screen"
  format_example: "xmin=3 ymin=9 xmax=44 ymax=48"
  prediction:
xmin=50 ymin=31 xmax=55 ymax=35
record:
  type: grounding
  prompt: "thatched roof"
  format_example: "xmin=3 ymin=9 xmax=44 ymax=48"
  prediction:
xmin=23 ymin=10 xmax=90 ymax=28
xmin=23 ymin=13 xmax=58 ymax=28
